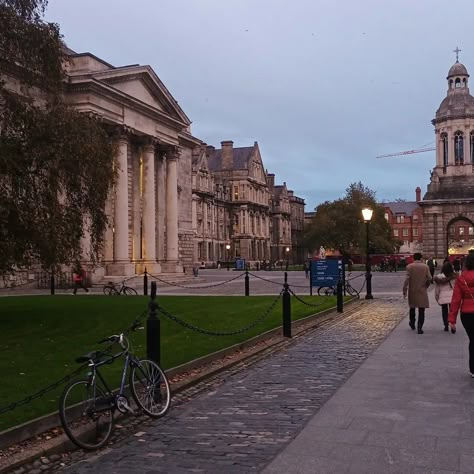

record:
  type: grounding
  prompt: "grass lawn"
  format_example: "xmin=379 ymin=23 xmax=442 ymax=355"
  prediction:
xmin=0 ymin=294 xmax=338 ymax=432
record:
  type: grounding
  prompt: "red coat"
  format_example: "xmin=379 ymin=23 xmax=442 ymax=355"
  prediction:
xmin=448 ymin=270 xmax=474 ymax=324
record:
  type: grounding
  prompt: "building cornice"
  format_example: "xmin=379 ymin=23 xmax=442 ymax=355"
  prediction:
xmin=432 ymin=113 xmax=474 ymax=125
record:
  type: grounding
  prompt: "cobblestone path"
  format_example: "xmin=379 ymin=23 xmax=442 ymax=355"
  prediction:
xmin=57 ymin=298 xmax=406 ymax=474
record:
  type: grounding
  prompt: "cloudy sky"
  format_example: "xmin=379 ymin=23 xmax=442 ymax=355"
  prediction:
xmin=46 ymin=0 xmax=474 ymax=210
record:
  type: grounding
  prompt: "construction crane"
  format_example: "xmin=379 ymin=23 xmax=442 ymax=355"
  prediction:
xmin=376 ymin=144 xmax=435 ymax=159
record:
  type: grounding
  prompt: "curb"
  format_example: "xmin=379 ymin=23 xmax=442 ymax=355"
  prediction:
xmin=0 ymin=298 xmax=361 ymax=473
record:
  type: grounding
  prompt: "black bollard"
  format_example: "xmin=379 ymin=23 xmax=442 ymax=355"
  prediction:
xmin=284 ymin=271 xmax=288 ymax=284
xmin=309 ymin=265 xmax=313 ymax=296
xmin=50 ymin=274 xmax=55 ymax=296
xmin=147 ymin=281 xmax=160 ymax=365
xmin=144 ymin=269 xmax=148 ymax=296
xmin=245 ymin=270 xmax=250 ymax=296
xmin=282 ymin=283 xmax=292 ymax=338
xmin=337 ymin=280 xmax=343 ymax=313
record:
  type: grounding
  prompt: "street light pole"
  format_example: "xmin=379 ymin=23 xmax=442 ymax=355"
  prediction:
xmin=226 ymin=244 xmax=231 ymax=271
xmin=285 ymin=246 xmax=290 ymax=271
xmin=362 ymin=208 xmax=374 ymax=300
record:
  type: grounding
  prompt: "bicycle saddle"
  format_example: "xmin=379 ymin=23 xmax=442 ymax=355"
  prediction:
xmin=75 ymin=351 xmax=106 ymax=364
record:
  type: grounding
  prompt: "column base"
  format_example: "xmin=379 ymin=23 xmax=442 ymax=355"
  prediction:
xmin=136 ymin=262 xmax=162 ymax=276
xmin=160 ymin=261 xmax=182 ymax=273
xmin=106 ymin=262 xmax=136 ymax=277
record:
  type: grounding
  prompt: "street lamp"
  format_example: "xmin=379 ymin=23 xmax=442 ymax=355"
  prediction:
xmin=362 ymin=208 xmax=374 ymax=299
xmin=226 ymin=244 xmax=231 ymax=271
xmin=285 ymin=246 xmax=290 ymax=271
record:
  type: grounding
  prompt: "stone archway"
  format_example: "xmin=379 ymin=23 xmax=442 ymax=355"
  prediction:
xmin=446 ymin=216 xmax=474 ymax=255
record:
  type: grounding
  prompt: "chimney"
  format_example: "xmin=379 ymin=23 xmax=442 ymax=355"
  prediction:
xmin=416 ymin=186 xmax=421 ymax=202
xmin=267 ymin=173 xmax=275 ymax=190
xmin=221 ymin=140 xmax=233 ymax=169
xmin=205 ymin=145 xmax=215 ymax=157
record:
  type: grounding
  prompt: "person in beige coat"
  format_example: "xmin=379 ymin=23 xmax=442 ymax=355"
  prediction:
xmin=403 ymin=252 xmax=432 ymax=334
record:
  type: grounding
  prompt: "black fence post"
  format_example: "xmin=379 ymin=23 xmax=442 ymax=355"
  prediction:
xmin=337 ymin=280 xmax=343 ymax=313
xmin=284 ymin=271 xmax=288 ymax=285
xmin=282 ymin=282 xmax=292 ymax=338
xmin=50 ymin=273 xmax=55 ymax=296
xmin=147 ymin=281 xmax=160 ymax=365
xmin=309 ymin=264 xmax=313 ymax=296
xmin=144 ymin=268 xmax=148 ymax=296
xmin=245 ymin=270 xmax=250 ymax=296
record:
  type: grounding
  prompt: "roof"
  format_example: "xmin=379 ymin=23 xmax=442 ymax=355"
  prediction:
xmin=208 ymin=146 xmax=254 ymax=171
xmin=447 ymin=61 xmax=469 ymax=78
xmin=436 ymin=92 xmax=474 ymax=116
xmin=382 ymin=201 xmax=420 ymax=216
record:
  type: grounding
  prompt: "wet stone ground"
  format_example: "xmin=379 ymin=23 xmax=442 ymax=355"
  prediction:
xmin=20 ymin=298 xmax=406 ymax=474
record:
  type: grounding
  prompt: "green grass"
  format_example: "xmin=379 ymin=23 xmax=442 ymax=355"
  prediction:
xmin=0 ymin=294 xmax=338 ymax=432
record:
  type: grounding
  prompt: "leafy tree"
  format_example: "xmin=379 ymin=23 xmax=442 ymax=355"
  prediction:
xmin=0 ymin=0 xmax=116 ymax=272
xmin=304 ymin=182 xmax=400 ymax=256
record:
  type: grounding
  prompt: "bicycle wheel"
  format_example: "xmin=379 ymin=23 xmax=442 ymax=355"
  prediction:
xmin=103 ymin=286 xmax=117 ymax=296
xmin=123 ymin=286 xmax=138 ymax=296
xmin=59 ymin=379 xmax=114 ymax=450
xmin=130 ymin=359 xmax=170 ymax=418
xmin=346 ymin=283 xmax=360 ymax=298
xmin=317 ymin=286 xmax=334 ymax=296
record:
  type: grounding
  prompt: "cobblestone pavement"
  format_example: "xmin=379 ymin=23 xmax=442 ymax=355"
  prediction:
xmin=46 ymin=298 xmax=406 ymax=474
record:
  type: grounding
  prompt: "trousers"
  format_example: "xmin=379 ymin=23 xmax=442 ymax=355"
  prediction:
xmin=461 ymin=313 xmax=474 ymax=374
xmin=409 ymin=307 xmax=425 ymax=330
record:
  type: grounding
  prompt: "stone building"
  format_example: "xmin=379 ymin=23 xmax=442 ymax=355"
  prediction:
xmin=420 ymin=56 xmax=474 ymax=258
xmin=288 ymin=191 xmax=306 ymax=264
xmin=267 ymin=175 xmax=292 ymax=263
xmin=64 ymin=51 xmax=201 ymax=278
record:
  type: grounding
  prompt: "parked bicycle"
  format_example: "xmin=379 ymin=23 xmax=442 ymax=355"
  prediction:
xmin=317 ymin=280 xmax=360 ymax=298
xmin=59 ymin=322 xmax=171 ymax=450
xmin=103 ymin=280 xmax=138 ymax=296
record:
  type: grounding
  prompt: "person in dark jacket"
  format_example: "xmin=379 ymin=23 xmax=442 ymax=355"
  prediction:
xmin=448 ymin=254 xmax=474 ymax=377
xmin=427 ymin=257 xmax=435 ymax=281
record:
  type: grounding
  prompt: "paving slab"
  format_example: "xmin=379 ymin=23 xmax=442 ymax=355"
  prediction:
xmin=263 ymin=292 xmax=474 ymax=474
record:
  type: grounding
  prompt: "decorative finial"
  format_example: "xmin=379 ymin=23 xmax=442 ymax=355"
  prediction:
xmin=454 ymin=46 xmax=462 ymax=62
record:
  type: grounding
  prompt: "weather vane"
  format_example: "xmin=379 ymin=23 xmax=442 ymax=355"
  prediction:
xmin=454 ymin=46 xmax=462 ymax=62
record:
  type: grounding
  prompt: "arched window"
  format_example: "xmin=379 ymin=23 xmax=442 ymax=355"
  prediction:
xmin=456 ymin=78 xmax=462 ymax=88
xmin=441 ymin=133 xmax=448 ymax=167
xmin=463 ymin=78 xmax=467 ymax=86
xmin=469 ymin=132 xmax=474 ymax=163
xmin=450 ymin=79 xmax=454 ymax=89
xmin=455 ymin=131 xmax=464 ymax=165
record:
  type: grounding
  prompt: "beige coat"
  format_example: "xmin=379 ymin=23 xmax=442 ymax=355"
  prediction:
xmin=403 ymin=261 xmax=432 ymax=308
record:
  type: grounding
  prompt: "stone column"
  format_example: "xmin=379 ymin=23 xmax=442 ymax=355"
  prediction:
xmin=108 ymin=135 xmax=134 ymax=276
xmin=465 ymin=127 xmax=470 ymax=165
xmin=162 ymin=147 xmax=181 ymax=272
xmin=156 ymin=152 xmax=166 ymax=263
xmin=140 ymin=141 xmax=160 ymax=274
xmin=448 ymin=130 xmax=455 ymax=166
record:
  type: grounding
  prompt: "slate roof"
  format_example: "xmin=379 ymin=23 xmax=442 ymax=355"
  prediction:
xmin=448 ymin=62 xmax=469 ymax=78
xmin=382 ymin=201 xmax=420 ymax=216
xmin=208 ymin=146 xmax=254 ymax=172
xmin=436 ymin=93 xmax=474 ymax=116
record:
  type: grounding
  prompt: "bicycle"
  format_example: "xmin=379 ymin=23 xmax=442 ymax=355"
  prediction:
xmin=317 ymin=280 xmax=360 ymax=298
xmin=59 ymin=322 xmax=171 ymax=450
xmin=103 ymin=280 xmax=138 ymax=296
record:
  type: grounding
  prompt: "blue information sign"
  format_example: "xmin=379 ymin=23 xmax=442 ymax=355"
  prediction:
xmin=235 ymin=258 xmax=246 ymax=270
xmin=310 ymin=259 xmax=342 ymax=287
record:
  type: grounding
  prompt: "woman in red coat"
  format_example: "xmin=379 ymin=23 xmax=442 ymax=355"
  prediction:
xmin=448 ymin=253 xmax=474 ymax=376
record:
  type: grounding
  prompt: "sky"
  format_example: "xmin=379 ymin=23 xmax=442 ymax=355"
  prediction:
xmin=45 ymin=0 xmax=474 ymax=211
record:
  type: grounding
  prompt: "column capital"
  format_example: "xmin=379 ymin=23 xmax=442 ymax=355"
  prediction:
xmin=141 ymin=136 xmax=160 ymax=153
xmin=109 ymin=125 xmax=134 ymax=144
xmin=166 ymin=146 xmax=181 ymax=161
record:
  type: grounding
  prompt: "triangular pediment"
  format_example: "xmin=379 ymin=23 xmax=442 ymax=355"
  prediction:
xmin=92 ymin=66 xmax=191 ymax=126
xmin=251 ymin=144 xmax=266 ymax=183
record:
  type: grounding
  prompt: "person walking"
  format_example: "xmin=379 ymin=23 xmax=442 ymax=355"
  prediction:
xmin=434 ymin=261 xmax=458 ymax=331
xmin=403 ymin=252 xmax=432 ymax=334
xmin=427 ymin=257 xmax=435 ymax=281
xmin=303 ymin=260 xmax=310 ymax=279
xmin=72 ymin=264 xmax=89 ymax=295
xmin=448 ymin=253 xmax=474 ymax=377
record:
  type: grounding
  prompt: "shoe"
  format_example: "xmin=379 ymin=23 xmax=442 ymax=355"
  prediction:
xmin=409 ymin=321 xmax=415 ymax=330
xmin=417 ymin=329 xmax=424 ymax=334
xmin=444 ymin=327 xmax=449 ymax=332
xmin=471 ymin=373 xmax=474 ymax=378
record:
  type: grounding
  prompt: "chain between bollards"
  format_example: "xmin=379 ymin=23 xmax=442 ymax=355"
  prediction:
xmin=147 ymin=281 xmax=160 ymax=365
xmin=245 ymin=270 xmax=250 ymax=296
xmin=143 ymin=268 xmax=148 ymax=296
xmin=282 ymin=281 xmax=292 ymax=338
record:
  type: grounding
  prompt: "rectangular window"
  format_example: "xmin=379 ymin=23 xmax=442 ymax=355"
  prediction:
xmin=413 ymin=214 xmax=418 ymax=221
xmin=469 ymin=227 xmax=474 ymax=235
xmin=460 ymin=227 xmax=465 ymax=235
xmin=233 ymin=185 xmax=239 ymax=200
xmin=403 ymin=228 xmax=408 ymax=237
xmin=394 ymin=229 xmax=399 ymax=237
xmin=384 ymin=213 xmax=389 ymax=221
xmin=413 ymin=228 xmax=418 ymax=237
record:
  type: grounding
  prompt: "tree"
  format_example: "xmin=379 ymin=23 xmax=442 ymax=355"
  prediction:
xmin=304 ymin=182 xmax=400 ymax=256
xmin=0 ymin=0 xmax=116 ymax=272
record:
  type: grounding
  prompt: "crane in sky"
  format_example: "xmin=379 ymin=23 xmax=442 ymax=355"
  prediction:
xmin=376 ymin=143 xmax=435 ymax=159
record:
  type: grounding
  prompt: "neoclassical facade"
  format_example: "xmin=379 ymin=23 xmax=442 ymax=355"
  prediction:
xmin=65 ymin=52 xmax=201 ymax=277
xmin=421 ymin=57 xmax=474 ymax=258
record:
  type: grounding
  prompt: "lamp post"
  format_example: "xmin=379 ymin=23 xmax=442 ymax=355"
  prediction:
xmin=285 ymin=246 xmax=290 ymax=271
xmin=362 ymin=208 xmax=374 ymax=299
xmin=226 ymin=244 xmax=231 ymax=271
